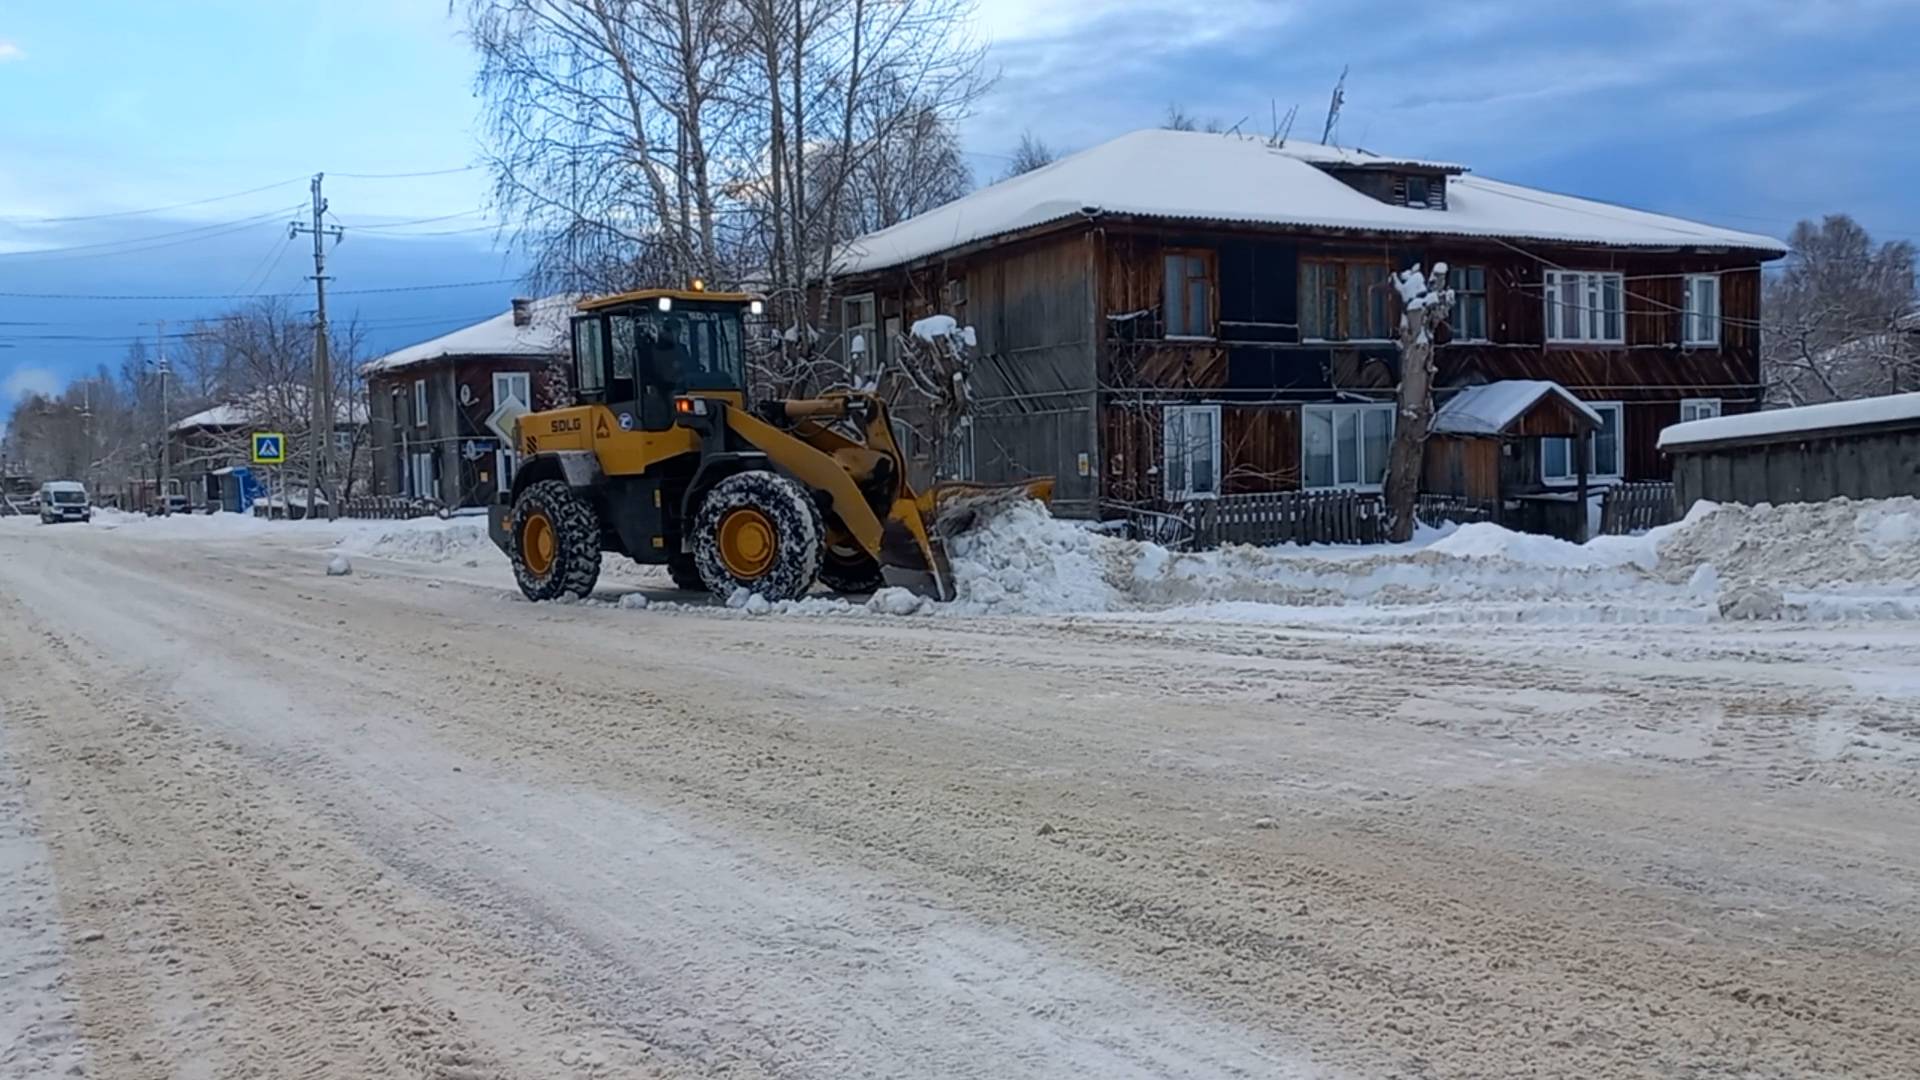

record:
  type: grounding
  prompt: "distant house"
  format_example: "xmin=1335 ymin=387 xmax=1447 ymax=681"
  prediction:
xmin=824 ymin=129 xmax=1788 ymax=522
xmin=362 ymin=297 xmax=571 ymax=508
xmin=167 ymin=393 xmax=367 ymax=508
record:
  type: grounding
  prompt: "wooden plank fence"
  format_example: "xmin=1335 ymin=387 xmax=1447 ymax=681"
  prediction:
xmin=1599 ymin=480 xmax=1677 ymax=535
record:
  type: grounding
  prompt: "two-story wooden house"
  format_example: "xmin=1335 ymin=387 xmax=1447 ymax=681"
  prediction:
xmin=362 ymin=297 xmax=571 ymax=509
xmin=824 ymin=129 xmax=1786 ymax=520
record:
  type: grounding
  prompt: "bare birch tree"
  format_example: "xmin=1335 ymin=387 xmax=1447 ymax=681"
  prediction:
xmin=1764 ymin=214 xmax=1918 ymax=405
xmin=462 ymin=0 xmax=988 ymax=414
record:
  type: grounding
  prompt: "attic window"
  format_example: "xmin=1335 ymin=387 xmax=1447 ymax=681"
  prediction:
xmin=1406 ymin=176 xmax=1432 ymax=208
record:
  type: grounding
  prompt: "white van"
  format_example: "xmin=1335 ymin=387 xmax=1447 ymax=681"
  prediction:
xmin=39 ymin=481 xmax=91 ymax=524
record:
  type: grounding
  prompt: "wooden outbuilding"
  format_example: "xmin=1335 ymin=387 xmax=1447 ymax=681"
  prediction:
xmin=1426 ymin=380 xmax=1603 ymax=539
xmin=1660 ymin=391 xmax=1920 ymax=508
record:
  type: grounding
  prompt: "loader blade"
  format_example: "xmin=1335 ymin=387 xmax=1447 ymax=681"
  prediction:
xmin=877 ymin=478 xmax=1053 ymax=603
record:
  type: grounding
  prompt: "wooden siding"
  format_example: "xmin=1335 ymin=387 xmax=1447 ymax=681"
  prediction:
xmin=1673 ymin=428 xmax=1920 ymax=507
xmin=1223 ymin=405 xmax=1301 ymax=494
xmin=1424 ymin=436 xmax=1500 ymax=503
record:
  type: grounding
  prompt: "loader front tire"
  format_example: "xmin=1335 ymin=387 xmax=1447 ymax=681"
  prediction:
xmin=692 ymin=471 xmax=822 ymax=602
xmin=510 ymin=479 xmax=602 ymax=602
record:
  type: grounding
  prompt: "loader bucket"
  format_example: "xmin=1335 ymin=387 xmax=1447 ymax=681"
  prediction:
xmin=876 ymin=478 xmax=1055 ymax=602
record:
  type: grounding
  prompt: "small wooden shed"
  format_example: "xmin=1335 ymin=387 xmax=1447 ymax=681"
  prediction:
xmin=1660 ymin=391 xmax=1920 ymax=508
xmin=1425 ymin=380 xmax=1603 ymax=539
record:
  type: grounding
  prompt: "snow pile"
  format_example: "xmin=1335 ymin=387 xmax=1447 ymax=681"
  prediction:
xmin=944 ymin=500 xmax=1128 ymax=613
xmin=936 ymin=495 xmax=1920 ymax=622
xmin=326 ymin=554 xmax=353 ymax=577
xmin=1652 ymin=497 xmax=1920 ymax=589
xmin=333 ymin=516 xmax=492 ymax=563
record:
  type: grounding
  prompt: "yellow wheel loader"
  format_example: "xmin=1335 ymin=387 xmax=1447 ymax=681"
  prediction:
xmin=486 ymin=286 xmax=1051 ymax=603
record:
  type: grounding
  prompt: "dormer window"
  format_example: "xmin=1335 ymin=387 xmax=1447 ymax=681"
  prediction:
xmin=1319 ymin=165 xmax=1451 ymax=210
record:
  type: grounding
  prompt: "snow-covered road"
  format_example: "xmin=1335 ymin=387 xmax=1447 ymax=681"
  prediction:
xmin=2 ymin=517 xmax=1918 ymax=1078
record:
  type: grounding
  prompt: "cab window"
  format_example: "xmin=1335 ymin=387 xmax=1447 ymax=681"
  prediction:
xmin=572 ymin=318 xmax=606 ymax=398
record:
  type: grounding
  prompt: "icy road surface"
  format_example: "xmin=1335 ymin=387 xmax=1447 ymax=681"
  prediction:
xmin=2 ymin=519 xmax=1917 ymax=1078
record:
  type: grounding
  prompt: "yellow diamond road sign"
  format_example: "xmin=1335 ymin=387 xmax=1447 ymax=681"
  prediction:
xmin=251 ymin=432 xmax=286 ymax=464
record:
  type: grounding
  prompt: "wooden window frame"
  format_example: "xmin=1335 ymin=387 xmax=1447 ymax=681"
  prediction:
xmin=841 ymin=293 xmax=877 ymax=374
xmin=1301 ymin=402 xmax=1395 ymax=491
xmin=1162 ymin=249 xmax=1217 ymax=340
xmin=1683 ymin=274 xmax=1721 ymax=347
xmin=412 ymin=378 xmax=428 ymax=428
xmin=1679 ymin=397 xmax=1721 ymax=423
xmin=1299 ymin=257 xmax=1398 ymax=343
xmin=1161 ymin=404 xmax=1222 ymax=500
xmin=1542 ymin=401 xmax=1624 ymax=483
xmin=1544 ymin=270 xmax=1625 ymax=345
xmin=1447 ymin=265 xmax=1490 ymax=343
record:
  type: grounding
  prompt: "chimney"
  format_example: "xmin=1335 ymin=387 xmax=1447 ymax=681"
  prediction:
xmin=511 ymin=297 xmax=532 ymax=327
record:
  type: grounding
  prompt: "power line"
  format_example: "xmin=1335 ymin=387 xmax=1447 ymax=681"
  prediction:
xmin=0 ymin=206 xmax=304 ymax=260
xmin=0 ymin=278 xmax=522 ymax=301
xmin=0 ymin=177 xmax=307 ymax=225
xmin=343 ymin=209 xmax=490 ymax=230
xmin=330 ymin=165 xmax=479 ymax=180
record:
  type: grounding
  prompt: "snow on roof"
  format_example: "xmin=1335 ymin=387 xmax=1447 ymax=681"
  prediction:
xmin=171 ymin=403 xmax=249 ymax=431
xmin=169 ymin=395 xmax=367 ymax=433
xmin=362 ymin=296 xmax=573 ymax=375
xmin=1660 ymin=391 xmax=1920 ymax=450
xmin=833 ymin=130 xmax=1786 ymax=276
xmin=1269 ymin=141 xmax=1465 ymax=173
xmin=1433 ymin=380 xmax=1603 ymax=436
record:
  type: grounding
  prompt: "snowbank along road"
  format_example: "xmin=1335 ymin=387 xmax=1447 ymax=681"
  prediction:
xmin=2 ymin=505 xmax=1918 ymax=1079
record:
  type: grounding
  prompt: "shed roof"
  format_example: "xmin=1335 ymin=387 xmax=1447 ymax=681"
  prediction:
xmin=833 ymin=129 xmax=1787 ymax=276
xmin=362 ymin=295 xmax=573 ymax=375
xmin=1659 ymin=391 xmax=1920 ymax=450
xmin=1432 ymin=380 xmax=1603 ymax=437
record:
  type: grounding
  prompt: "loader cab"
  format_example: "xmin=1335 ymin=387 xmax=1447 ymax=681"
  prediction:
xmin=571 ymin=288 xmax=755 ymax=432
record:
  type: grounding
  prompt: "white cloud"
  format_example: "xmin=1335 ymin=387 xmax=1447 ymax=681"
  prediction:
xmin=3 ymin=366 xmax=61 ymax=402
xmin=0 ymin=41 xmax=23 ymax=63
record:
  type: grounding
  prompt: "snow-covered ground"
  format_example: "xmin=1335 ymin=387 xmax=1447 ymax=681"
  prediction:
xmin=3 ymin=497 xmax=1918 ymax=1077
xmin=71 ymin=495 xmax=1920 ymax=628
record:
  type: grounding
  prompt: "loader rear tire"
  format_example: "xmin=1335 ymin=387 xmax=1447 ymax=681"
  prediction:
xmin=692 ymin=471 xmax=822 ymax=602
xmin=818 ymin=544 xmax=885 ymax=594
xmin=667 ymin=552 xmax=706 ymax=592
xmin=510 ymin=479 xmax=602 ymax=602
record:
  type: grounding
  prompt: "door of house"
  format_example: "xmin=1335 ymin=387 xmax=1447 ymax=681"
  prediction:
xmin=409 ymin=451 xmax=437 ymax=502
xmin=492 ymin=371 xmax=532 ymax=496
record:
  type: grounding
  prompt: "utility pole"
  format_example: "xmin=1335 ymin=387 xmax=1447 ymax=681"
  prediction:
xmin=157 ymin=319 xmax=171 ymax=514
xmin=290 ymin=173 xmax=344 ymax=520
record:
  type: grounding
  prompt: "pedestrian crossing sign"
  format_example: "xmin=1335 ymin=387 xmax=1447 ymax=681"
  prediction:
xmin=252 ymin=432 xmax=286 ymax=464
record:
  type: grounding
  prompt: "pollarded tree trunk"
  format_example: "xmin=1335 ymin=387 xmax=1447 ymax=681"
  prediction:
xmin=1384 ymin=263 xmax=1453 ymax=542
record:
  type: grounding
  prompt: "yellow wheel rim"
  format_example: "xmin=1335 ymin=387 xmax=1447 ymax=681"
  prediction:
xmin=521 ymin=512 xmax=557 ymax=577
xmin=718 ymin=508 xmax=777 ymax=579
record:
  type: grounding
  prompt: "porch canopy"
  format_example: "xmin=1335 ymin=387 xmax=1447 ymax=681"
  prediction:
xmin=1432 ymin=379 xmax=1601 ymax=439
xmin=1428 ymin=380 xmax=1605 ymax=539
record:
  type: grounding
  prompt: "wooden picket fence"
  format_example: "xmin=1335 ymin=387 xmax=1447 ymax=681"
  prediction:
xmin=1415 ymin=493 xmax=1498 ymax=527
xmin=1183 ymin=489 xmax=1388 ymax=548
xmin=343 ymin=495 xmax=444 ymax=520
xmin=1599 ymin=480 xmax=1677 ymax=536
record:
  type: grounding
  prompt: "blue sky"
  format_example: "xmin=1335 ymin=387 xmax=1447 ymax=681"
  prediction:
xmin=4 ymin=0 xmax=1918 ymax=407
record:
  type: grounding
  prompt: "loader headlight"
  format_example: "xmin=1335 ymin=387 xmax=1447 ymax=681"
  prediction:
xmin=748 ymin=299 xmax=764 ymax=316
xmin=657 ymin=296 xmax=673 ymax=312
xmin=674 ymin=396 xmax=708 ymax=416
